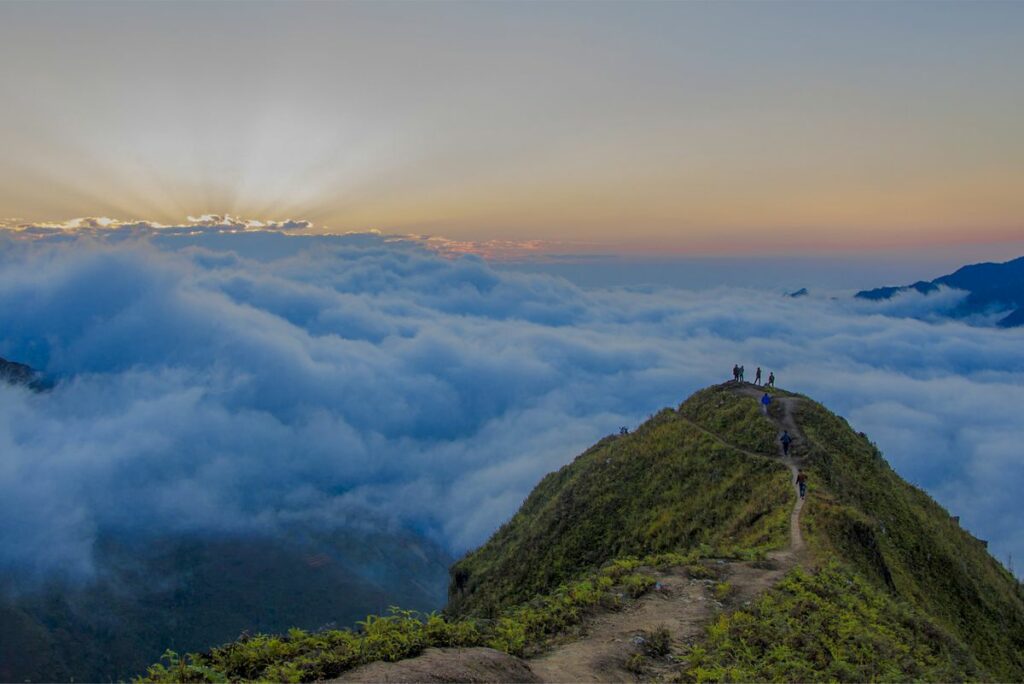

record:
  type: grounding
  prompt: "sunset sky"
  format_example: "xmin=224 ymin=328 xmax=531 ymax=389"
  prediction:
xmin=1 ymin=1 xmax=1022 ymax=255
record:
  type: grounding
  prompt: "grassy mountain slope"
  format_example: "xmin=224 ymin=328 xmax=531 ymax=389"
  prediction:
xmin=448 ymin=392 xmax=791 ymax=616
xmin=791 ymin=396 xmax=1024 ymax=679
xmin=450 ymin=383 xmax=1023 ymax=679
xmin=681 ymin=562 xmax=988 ymax=682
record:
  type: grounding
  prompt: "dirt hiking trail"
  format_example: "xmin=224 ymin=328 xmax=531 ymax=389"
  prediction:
xmin=526 ymin=383 xmax=810 ymax=682
xmin=337 ymin=383 xmax=809 ymax=683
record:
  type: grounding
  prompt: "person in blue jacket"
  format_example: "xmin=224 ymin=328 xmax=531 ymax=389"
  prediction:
xmin=761 ymin=392 xmax=771 ymax=415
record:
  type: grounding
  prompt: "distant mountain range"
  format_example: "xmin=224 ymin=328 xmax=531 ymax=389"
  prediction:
xmin=855 ymin=255 xmax=1024 ymax=327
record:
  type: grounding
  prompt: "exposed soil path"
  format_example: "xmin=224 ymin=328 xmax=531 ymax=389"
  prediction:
xmin=525 ymin=384 xmax=810 ymax=682
xmin=681 ymin=384 xmax=806 ymax=554
xmin=526 ymin=566 xmax=715 ymax=682
xmin=338 ymin=385 xmax=811 ymax=683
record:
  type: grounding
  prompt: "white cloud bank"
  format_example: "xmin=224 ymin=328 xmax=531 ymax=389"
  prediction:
xmin=0 ymin=232 xmax=1021 ymax=583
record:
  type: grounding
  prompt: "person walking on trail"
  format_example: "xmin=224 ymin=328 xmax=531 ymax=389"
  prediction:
xmin=755 ymin=367 xmax=762 ymax=385
xmin=767 ymin=371 xmax=775 ymax=388
xmin=780 ymin=430 xmax=793 ymax=456
xmin=761 ymin=392 xmax=771 ymax=415
xmin=796 ymin=469 xmax=808 ymax=499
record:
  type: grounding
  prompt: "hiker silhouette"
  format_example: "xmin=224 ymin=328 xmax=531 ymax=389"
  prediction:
xmin=796 ymin=470 xmax=808 ymax=498
xmin=780 ymin=430 xmax=793 ymax=456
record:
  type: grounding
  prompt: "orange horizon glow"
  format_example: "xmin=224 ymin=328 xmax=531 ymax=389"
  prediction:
xmin=0 ymin=2 xmax=1022 ymax=254
xmin=3 ymin=214 xmax=1023 ymax=264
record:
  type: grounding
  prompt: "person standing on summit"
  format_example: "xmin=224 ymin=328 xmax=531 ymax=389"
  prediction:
xmin=755 ymin=367 xmax=762 ymax=385
xmin=767 ymin=371 xmax=775 ymax=388
xmin=732 ymin=364 xmax=740 ymax=382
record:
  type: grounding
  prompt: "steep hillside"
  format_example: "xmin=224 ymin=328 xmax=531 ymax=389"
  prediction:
xmin=792 ymin=395 xmax=1024 ymax=678
xmin=0 ymin=530 xmax=451 ymax=682
xmin=140 ymin=383 xmax=1024 ymax=682
xmin=448 ymin=391 xmax=791 ymax=616
xmin=450 ymin=384 xmax=1022 ymax=679
xmin=855 ymin=254 xmax=1024 ymax=327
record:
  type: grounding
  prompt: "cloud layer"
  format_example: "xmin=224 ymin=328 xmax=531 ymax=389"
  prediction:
xmin=0 ymin=233 xmax=1021 ymax=583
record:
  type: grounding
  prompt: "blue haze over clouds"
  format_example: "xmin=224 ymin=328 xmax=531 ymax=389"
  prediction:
xmin=0 ymin=232 xmax=1021 ymax=584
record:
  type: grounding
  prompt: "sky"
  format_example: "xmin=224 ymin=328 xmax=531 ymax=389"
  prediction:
xmin=0 ymin=1 xmax=1022 ymax=256
xmin=0 ymin=232 xmax=1021 ymax=585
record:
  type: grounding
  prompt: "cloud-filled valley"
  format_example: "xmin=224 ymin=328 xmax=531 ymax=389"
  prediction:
xmin=1 ymin=231 xmax=1022 ymax=587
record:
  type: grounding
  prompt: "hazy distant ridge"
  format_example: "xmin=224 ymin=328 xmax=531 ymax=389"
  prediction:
xmin=856 ymin=255 xmax=1024 ymax=327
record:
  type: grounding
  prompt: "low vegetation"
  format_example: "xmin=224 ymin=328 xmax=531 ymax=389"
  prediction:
xmin=678 ymin=563 xmax=986 ymax=682
xmin=448 ymin=395 xmax=791 ymax=617
xmin=641 ymin=625 xmax=673 ymax=657
xmin=794 ymin=398 xmax=1024 ymax=679
xmin=140 ymin=557 xmax=677 ymax=682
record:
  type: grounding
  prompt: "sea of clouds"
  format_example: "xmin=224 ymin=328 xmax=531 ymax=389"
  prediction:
xmin=1 ymin=230 xmax=1021 ymax=584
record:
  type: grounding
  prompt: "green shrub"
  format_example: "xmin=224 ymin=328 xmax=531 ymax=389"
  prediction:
xmin=641 ymin=551 xmax=695 ymax=570
xmin=141 ymin=651 xmax=226 ymax=684
xmin=140 ymin=559 xmax=673 ymax=682
xmin=643 ymin=625 xmax=672 ymax=657
xmin=139 ymin=609 xmax=445 ymax=683
xmin=685 ymin=563 xmax=719 ymax=581
xmin=678 ymin=564 xmax=987 ymax=682
xmin=622 ymin=573 xmax=656 ymax=598
xmin=602 ymin=557 xmax=642 ymax=581
xmin=488 ymin=617 xmax=527 ymax=657
xmin=625 ymin=652 xmax=647 ymax=674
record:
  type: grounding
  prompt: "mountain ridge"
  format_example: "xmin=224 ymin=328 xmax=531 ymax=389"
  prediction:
xmin=855 ymin=254 xmax=1024 ymax=327
xmin=139 ymin=382 xmax=1024 ymax=682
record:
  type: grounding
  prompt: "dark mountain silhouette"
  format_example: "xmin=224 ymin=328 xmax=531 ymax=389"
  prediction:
xmin=0 ymin=530 xmax=451 ymax=682
xmin=0 ymin=355 xmax=49 ymax=389
xmin=856 ymin=255 xmax=1024 ymax=327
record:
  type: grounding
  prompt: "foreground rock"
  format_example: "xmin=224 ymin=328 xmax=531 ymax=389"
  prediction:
xmin=336 ymin=647 xmax=540 ymax=683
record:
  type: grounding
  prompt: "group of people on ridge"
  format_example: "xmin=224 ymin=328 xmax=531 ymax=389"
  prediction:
xmin=731 ymin=364 xmax=774 ymax=388
xmin=730 ymin=364 xmax=808 ymax=499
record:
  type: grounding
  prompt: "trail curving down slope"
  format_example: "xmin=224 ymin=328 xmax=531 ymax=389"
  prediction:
xmin=340 ymin=383 xmax=811 ymax=683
